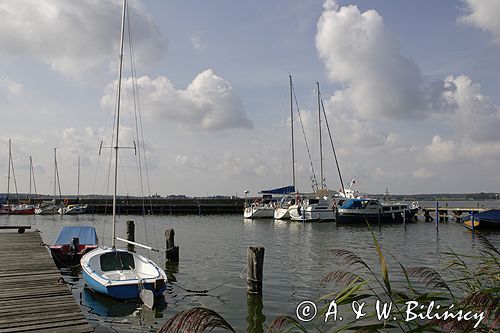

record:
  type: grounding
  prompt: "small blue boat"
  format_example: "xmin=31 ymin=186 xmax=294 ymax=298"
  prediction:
xmin=463 ymin=209 xmax=500 ymax=230
xmin=50 ymin=226 xmax=98 ymax=267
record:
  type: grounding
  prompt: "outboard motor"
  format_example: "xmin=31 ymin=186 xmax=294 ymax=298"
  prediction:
xmin=69 ymin=237 xmax=80 ymax=258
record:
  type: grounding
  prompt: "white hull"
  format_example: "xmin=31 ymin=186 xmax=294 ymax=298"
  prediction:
xmin=274 ymin=207 xmax=290 ymax=220
xmin=289 ymin=204 xmax=336 ymax=222
xmin=81 ymin=247 xmax=167 ymax=300
xmin=243 ymin=206 xmax=274 ymax=219
xmin=59 ymin=204 xmax=88 ymax=215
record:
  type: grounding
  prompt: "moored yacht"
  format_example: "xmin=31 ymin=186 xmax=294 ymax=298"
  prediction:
xmin=244 ymin=194 xmax=275 ymax=219
xmin=289 ymin=189 xmax=337 ymax=222
xmin=336 ymin=198 xmax=419 ymax=224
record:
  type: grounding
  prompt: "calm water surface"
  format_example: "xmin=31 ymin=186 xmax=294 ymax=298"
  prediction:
xmin=1 ymin=201 xmax=499 ymax=332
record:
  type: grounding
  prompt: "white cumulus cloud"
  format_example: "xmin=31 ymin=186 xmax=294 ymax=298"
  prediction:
xmin=0 ymin=0 xmax=166 ymax=78
xmin=442 ymin=75 xmax=500 ymax=142
xmin=101 ymin=69 xmax=253 ymax=132
xmin=421 ymin=135 xmax=457 ymax=164
xmin=315 ymin=1 xmax=426 ymax=120
xmin=459 ymin=0 xmax=500 ymax=44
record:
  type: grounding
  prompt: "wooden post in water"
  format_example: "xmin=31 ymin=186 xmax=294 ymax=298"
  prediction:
xmin=471 ymin=211 xmax=475 ymax=232
xmin=435 ymin=201 xmax=439 ymax=231
xmin=165 ymin=229 xmax=179 ymax=262
xmin=247 ymin=246 xmax=265 ymax=294
xmin=127 ymin=220 xmax=135 ymax=251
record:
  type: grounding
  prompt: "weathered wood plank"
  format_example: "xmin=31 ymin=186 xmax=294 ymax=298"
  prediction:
xmin=0 ymin=231 xmax=93 ymax=333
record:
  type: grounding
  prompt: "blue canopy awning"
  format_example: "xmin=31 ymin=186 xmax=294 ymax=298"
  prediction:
xmin=260 ymin=185 xmax=295 ymax=195
xmin=55 ymin=226 xmax=98 ymax=245
xmin=465 ymin=209 xmax=500 ymax=222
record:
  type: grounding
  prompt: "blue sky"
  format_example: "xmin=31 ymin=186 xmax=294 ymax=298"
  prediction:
xmin=1 ymin=0 xmax=499 ymax=196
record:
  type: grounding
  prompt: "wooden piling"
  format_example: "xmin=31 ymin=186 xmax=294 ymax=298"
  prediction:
xmin=165 ymin=229 xmax=179 ymax=262
xmin=127 ymin=220 xmax=135 ymax=252
xmin=435 ymin=201 xmax=439 ymax=230
xmin=247 ymin=246 xmax=265 ymax=294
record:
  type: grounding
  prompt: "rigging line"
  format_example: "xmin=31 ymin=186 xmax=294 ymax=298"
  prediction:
xmin=320 ymin=97 xmax=346 ymax=195
xmin=31 ymin=157 xmax=38 ymax=201
xmin=55 ymin=156 xmax=62 ymax=199
xmin=10 ymin=150 xmax=19 ymax=201
xmin=292 ymin=81 xmax=318 ymax=192
xmin=126 ymin=8 xmax=155 ymax=251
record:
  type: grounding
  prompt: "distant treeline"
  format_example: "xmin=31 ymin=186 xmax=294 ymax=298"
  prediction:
xmin=1 ymin=192 xmax=499 ymax=202
xmin=372 ymin=192 xmax=499 ymax=201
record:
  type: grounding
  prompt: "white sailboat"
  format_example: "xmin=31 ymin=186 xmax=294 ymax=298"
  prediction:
xmin=81 ymin=0 xmax=166 ymax=307
xmin=59 ymin=156 xmax=87 ymax=214
xmin=289 ymin=83 xmax=336 ymax=222
xmin=274 ymin=75 xmax=297 ymax=220
xmin=36 ymin=148 xmax=61 ymax=215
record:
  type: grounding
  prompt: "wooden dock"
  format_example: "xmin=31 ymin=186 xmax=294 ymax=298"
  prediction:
xmin=0 ymin=231 xmax=93 ymax=333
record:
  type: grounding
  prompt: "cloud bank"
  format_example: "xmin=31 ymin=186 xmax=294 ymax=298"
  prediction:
xmin=315 ymin=1 xmax=426 ymax=120
xmin=0 ymin=0 xmax=166 ymax=77
xmin=101 ymin=69 xmax=253 ymax=132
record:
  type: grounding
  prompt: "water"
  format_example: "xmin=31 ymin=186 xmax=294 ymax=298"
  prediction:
xmin=1 ymin=202 xmax=499 ymax=333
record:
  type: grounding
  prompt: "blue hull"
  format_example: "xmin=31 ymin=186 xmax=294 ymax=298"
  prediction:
xmin=82 ymin=270 xmax=166 ymax=300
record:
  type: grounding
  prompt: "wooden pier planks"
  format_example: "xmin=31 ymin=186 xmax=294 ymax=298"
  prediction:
xmin=0 ymin=232 xmax=93 ymax=333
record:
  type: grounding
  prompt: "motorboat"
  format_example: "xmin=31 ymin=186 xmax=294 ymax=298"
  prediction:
xmin=50 ymin=226 xmax=98 ymax=267
xmin=336 ymin=198 xmax=419 ymax=224
xmin=244 ymin=194 xmax=275 ymax=219
xmin=463 ymin=209 xmax=500 ymax=230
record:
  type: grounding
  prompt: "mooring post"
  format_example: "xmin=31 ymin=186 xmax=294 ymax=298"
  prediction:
xmin=471 ymin=211 xmax=475 ymax=232
xmin=127 ymin=220 xmax=135 ymax=242
xmin=165 ymin=229 xmax=179 ymax=262
xmin=127 ymin=220 xmax=135 ymax=251
xmin=435 ymin=201 xmax=439 ymax=231
xmin=247 ymin=246 xmax=265 ymax=294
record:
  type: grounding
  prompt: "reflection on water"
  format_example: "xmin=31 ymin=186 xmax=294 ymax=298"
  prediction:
xmin=246 ymin=294 xmax=266 ymax=333
xmin=1 ymin=205 xmax=499 ymax=332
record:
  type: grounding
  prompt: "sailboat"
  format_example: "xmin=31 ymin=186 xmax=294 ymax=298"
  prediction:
xmin=59 ymin=156 xmax=87 ymax=215
xmin=36 ymin=148 xmax=61 ymax=215
xmin=0 ymin=140 xmax=13 ymax=215
xmin=80 ymin=0 xmax=166 ymax=307
xmin=9 ymin=143 xmax=36 ymax=215
xmin=274 ymin=75 xmax=297 ymax=220
xmin=289 ymin=83 xmax=337 ymax=222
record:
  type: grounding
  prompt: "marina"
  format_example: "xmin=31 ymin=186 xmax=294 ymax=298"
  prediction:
xmin=1 ymin=204 xmax=498 ymax=332
xmin=1 ymin=1 xmax=499 ymax=332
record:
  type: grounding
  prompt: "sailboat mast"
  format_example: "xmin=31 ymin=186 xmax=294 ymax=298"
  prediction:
xmin=29 ymin=156 xmax=32 ymax=203
xmin=77 ymin=155 xmax=80 ymax=197
xmin=7 ymin=140 xmax=11 ymax=204
xmin=317 ymin=82 xmax=323 ymax=189
xmin=112 ymin=0 xmax=127 ymax=249
xmin=53 ymin=148 xmax=56 ymax=200
xmin=289 ymin=75 xmax=296 ymax=191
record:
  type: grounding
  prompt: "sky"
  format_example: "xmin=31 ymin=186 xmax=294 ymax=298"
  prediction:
xmin=1 ymin=0 xmax=500 ymax=197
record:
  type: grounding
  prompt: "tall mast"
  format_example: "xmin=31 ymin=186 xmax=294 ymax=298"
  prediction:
xmin=289 ymin=75 xmax=296 ymax=191
xmin=77 ymin=155 xmax=80 ymax=197
xmin=317 ymin=82 xmax=323 ymax=189
xmin=53 ymin=148 xmax=57 ymax=200
xmin=29 ymin=156 xmax=32 ymax=203
xmin=7 ymin=140 xmax=11 ymax=204
xmin=112 ymin=0 xmax=127 ymax=249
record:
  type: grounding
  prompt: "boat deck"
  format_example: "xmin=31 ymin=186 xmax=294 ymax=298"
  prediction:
xmin=0 ymin=231 xmax=93 ymax=333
